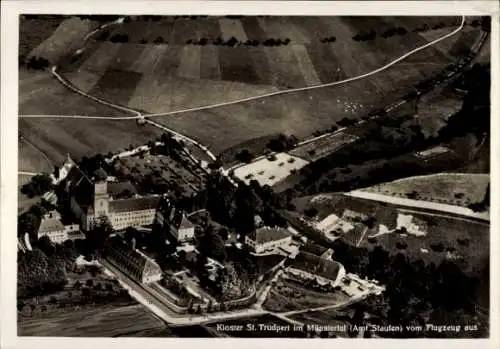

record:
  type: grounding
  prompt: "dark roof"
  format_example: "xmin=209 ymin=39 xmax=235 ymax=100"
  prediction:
xmin=247 ymin=227 xmax=292 ymax=245
xmin=289 ymin=251 xmax=342 ymax=281
xmin=103 ymin=239 xmax=161 ymax=281
xmin=93 ymin=168 xmax=108 ymax=181
xmin=107 ymin=181 xmax=137 ymax=198
xmin=66 ymin=165 xmax=94 ymax=210
xmin=300 ymin=242 xmax=329 ymax=257
xmin=109 ymin=196 xmax=160 ymax=213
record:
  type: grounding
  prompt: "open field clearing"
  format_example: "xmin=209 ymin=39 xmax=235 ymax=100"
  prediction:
xmin=292 ymin=193 xmax=489 ymax=273
xmin=19 ymin=70 xmax=129 ymax=117
xmin=18 ymin=304 xmax=165 ymax=337
xmin=419 ymin=27 xmax=482 ymax=58
xmin=19 ymin=117 xmax=162 ymax=165
xmin=361 ymin=173 xmax=489 ymax=208
xmin=415 ymin=95 xmax=463 ymax=138
xmin=58 ymin=16 xmax=471 ymax=116
xmin=26 ymin=17 xmax=100 ymax=65
xmin=263 ymin=279 xmax=350 ymax=313
xmin=233 ymin=153 xmax=309 ymax=186
xmin=18 ymin=138 xmax=53 ymax=173
xmin=19 ymin=16 xmax=65 ymax=58
xmin=147 ymin=46 xmax=443 ymax=153
xmin=289 ymin=133 xmax=359 ymax=162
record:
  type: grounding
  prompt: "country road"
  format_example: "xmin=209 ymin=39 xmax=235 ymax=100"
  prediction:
xmin=19 ymin=15 xmax=465 ymax=122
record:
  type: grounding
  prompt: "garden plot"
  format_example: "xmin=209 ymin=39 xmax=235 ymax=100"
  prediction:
xmin=233 ymin=153 xmax=309 ymax=186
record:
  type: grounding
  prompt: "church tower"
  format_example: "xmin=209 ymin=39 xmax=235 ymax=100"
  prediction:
xmin=93 ymin=168 xmax=109 ymax=218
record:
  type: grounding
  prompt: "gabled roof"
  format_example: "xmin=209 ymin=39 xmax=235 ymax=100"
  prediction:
xmin=107 ymin=181 xmax=137 ymax=198
xmin=247 ymin=226 xmax=292 ymax=245
xmin=109 ymin=195 xmax=160 ymax=213
xmin=289 ymin=251 xmax=342 ymax=281
xmin=300 ymin=241 xmax=329 ymax=257
xmin=38 ymin=216 xmax=65 ymax=233
xmin=178 ymin=215 xmax=195 ymax=230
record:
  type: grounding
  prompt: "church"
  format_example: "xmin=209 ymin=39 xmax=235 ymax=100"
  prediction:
xmin=63 ymin=156 xmax=160 ymax=231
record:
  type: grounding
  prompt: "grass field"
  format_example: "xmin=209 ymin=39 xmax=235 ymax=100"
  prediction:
xmin=18 ymin=138 xmax=53 ymax=173
xmin=20 ymin=16 xmax=101 ymax=65
xmin=41 ymin=15 xmax=480 ymax=154
xmin=360 ymin=173 xmax=489 ymax=207
xmin=18 ymin=304 xmax=166 ymax=337
xmin=19 ymin=117 xmax=162 ymax=166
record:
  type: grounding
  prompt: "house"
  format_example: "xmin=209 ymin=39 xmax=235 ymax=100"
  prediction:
xmin=102 ymin=238 xmax=163 ymax=284
xmin=299 ymin=241 xmax=333 ymax=260
xmin=155 ymin=195 xmax=196 ymax=243
xmin=286 ymin=251 xmax=346 ymax=287
xmin=245 ymin=226 xmax=293 ymax=255
xmin=37 ymin=210 xmax=83 ymax=243
xmin=64 ymin=160 xmax=160 ymax=231
xmin=37 ymin=211 xmax=66 ymax=243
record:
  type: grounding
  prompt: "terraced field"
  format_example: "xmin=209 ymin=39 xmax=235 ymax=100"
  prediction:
xmin=19 ymin=15 xmax=485 ymax=158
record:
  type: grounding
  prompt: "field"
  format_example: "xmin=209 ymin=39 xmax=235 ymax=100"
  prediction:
xmin=292 ymin=193 xmax=489 ymax=273
xmin=39 ymin=15 xmax=483 ymax=154
xmin=18 ymin=138 xmax=53 ymax=173
xmin=233 ymin=153 xmax=309 ymax=186
xmin=263 ymin=278 xmax=349 ymax=313
xmin=289 ymin=132 xmax=359 ymax=162
xmin=20 ymin=16 xmax=101 ymax=65
xmin=18 ymin=304 xmax=166 ymax=337
xmin=361 ymin=173 xmax=490 ymax=207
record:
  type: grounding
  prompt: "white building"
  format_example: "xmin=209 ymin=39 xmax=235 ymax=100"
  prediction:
xmin=66 ymin=163 xmax=160 ymax=231
xmin=286 ymin=251 xmax=346 ymax=287
xmin=37 ymin=211 xmax=82 ymax=244
xmin=245 ymin=226 xmax=293 ymax=255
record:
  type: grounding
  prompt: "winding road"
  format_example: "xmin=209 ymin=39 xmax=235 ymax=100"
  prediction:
xmin=20 ymin=15 xmax=465 ymax=121
xmin=18 ymin=16 xmax=466 ymax=168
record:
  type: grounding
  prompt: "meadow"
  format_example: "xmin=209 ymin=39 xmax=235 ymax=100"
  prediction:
xmin=360 ymin=173 xmax=490 ymax=207
xmin=18 ymin=15 xmax=485 ymax=162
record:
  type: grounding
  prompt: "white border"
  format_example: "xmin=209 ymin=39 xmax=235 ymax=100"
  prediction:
xmin=1 ymin=1 xmax=499 ymax=349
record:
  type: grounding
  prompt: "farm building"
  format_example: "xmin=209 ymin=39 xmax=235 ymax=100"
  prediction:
xmin=64 ymin=156 xmax=161 ymax=231
xmin=102 ymin=238 xmax=163 ymax=284
xmin=245 ymin=226 xmax=293 ymax=255
xmin=286 ymin=251 xmax=346 ymax=287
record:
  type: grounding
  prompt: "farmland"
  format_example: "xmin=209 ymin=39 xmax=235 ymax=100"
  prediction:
xmin=19 ymin=117 xmax=162 ymax=166
xmin=39 ymin=15 xmax=483 ymax=154
xmin=360 ymin=173 xmax=490 ymax=208
xmin=18 ymin=137 xmax=53 ymax=174
xmin=20 ymin=16 xmax=101 ymax=65
xmin=18 ymin=304 xmax=166 ymax=337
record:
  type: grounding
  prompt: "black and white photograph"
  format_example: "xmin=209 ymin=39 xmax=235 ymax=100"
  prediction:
xmin=1 ymin=0 xmax=498 ymax=347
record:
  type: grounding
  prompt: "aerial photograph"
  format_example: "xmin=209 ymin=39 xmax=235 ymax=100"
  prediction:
xmin=17 ymin=13 xmax=490 ymax=338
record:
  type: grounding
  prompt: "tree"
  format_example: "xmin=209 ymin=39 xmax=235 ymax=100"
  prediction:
xmin=236 ymin=149 xmax=254 ymax=163
xmin=86 ymin=279 xmax=94 ymax=288
xmin=74 ymin=280 xmax=82 ymax=290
